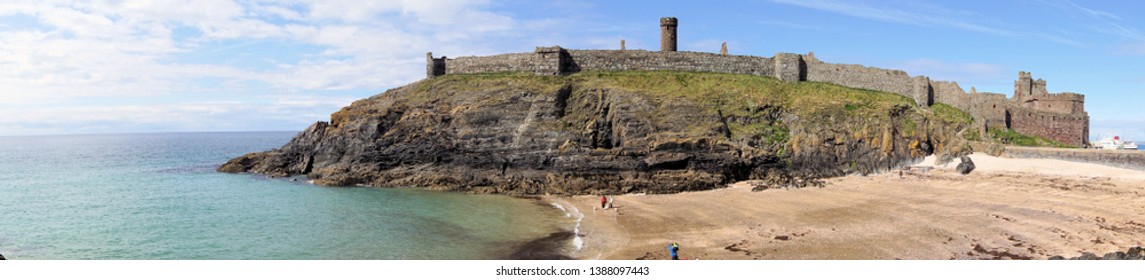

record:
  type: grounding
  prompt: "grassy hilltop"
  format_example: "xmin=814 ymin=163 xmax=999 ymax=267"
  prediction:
xmin=222 ymin=71 xmax=976 ymax=194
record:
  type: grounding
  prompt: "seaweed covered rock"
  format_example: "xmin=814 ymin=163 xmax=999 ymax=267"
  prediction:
xmin=220 ymin=71 xmax=972 ymax=195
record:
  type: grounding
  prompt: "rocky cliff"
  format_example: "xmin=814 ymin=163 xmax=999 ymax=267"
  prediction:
xmin=219 ymin=71 xmax=972 ymax=195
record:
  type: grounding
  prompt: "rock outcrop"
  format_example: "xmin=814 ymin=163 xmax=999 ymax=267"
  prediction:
xmin=220 ymin=71 xmax=972 ymax=195
xmin=1049 ymin=247 xmax=1145 ymax=260
xmin=956 ymin=156 xmax=975 ymax=175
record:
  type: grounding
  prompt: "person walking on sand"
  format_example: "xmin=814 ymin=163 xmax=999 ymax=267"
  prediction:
xmin=601 ymin=196 xmax=608 ymax=209
xmin=667 ymin=242 xmax=680 ymax=260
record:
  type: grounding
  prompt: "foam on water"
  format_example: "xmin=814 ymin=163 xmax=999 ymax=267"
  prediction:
xmin=549 ymin=202 xmax=570 ymax=218
xmin=547 ymin=200 xmax=584 ymax=251
xmin=572 ymin=215 xmax=585 ymax=251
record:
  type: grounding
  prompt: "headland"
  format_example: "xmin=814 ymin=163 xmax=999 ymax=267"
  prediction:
xmin=215 ymin=17 xmax=1139 ymax=260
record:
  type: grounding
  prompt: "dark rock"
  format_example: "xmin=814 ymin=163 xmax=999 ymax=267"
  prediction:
xmin=1075 ymin=252 xmax=1099 ymax=260
xmin=1126 ymin=246 xmax=1145 ymax=260
xmin=1048 ymin=255 xmax=1065 ymax=260
xmin=955 ymin=156 xmax=975 ymax=175
xmin=984 ymin=143 xmax=1005 ymax=157
xmin=218 ymin=73 xmax=971 ymax=195
xmin=1049 ymin=247 xmax=1145 ymax=260
xmin=1103 ymin=252 xmax=1123 ymax=260
xmin=0 ymin=252 xmax=5 ymax=260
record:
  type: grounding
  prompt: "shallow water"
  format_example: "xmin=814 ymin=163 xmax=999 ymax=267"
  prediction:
xmin=0 ymin=132 xmax=574 ymax=259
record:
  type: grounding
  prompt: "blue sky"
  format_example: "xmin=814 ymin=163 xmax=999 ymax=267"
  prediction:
xmin=2 ymin=0 xmax=1143 ymax=140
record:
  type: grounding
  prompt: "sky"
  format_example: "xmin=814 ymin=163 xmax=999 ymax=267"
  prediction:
xmin=2 ymin=0 xmax=1143 ymax=140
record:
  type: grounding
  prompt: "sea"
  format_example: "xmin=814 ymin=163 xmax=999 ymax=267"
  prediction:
xmin=0 ymin=132 xmax=578 ymax=260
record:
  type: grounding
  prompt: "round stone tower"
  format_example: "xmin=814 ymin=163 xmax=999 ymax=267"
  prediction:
xmin=660 ymin=17 xmax=677 ymax=52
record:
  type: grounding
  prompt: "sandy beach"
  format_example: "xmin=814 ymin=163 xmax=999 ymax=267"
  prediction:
xmin=549 ymin=153 xmax=1145 ymax=260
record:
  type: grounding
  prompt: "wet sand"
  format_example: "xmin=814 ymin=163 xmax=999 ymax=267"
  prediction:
xmin=550 ymin=153 xmax=1145 ymax=260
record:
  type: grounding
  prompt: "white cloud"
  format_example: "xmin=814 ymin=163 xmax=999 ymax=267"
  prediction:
xmin=0 ymin=0 xmax=542 ymax=135
xmin=0 ymin=94 xmax=360 ymax=136
xmin=772 ymin=0 xmax=1085 ymax=46
xmin=756 ymin=20 xmax=828 ymax=31
xmin=772 ymin=0 xmax=1008 ymax=35
xmin=1090 ymin=119 xmax=1145 ymax=143
xmin=888 ymin=58 xmax=1006 ymax=88
xmin=1031 ymin=1 xmax=1143 ymax=50
xmin=1115 ymin=43 xmax=1145 ymax=55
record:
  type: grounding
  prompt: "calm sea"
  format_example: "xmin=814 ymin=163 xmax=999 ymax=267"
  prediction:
xmin=0 ymin=132 xmax=576 ymax=259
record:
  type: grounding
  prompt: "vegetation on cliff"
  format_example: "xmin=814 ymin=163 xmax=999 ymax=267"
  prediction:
xmin=987 ymin=128 xmax=1075 ymax=148
xmin=220 ymin=71 xmax=973 ymax=195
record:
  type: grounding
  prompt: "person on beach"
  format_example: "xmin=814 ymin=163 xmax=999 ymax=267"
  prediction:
xmin=601 ymin=196 xmax=608 ymax=209
xmin=667 ymin=242 xmax=680 ymax=260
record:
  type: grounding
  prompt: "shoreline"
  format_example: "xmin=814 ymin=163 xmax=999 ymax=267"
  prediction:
xmin=543 ymin=196 xmax=632 ymax=260
xmin=561 ymin=152 xmax=1145 ymax=260
xmin=501 ymin=199 xmax=583 ymax=260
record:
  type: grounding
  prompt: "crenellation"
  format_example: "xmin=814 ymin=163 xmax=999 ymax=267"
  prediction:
xmin=423 ymin=17 xmax=1090 ymax=147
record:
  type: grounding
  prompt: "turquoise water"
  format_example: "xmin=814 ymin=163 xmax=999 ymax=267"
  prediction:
xmin=0 ymin=132 xmax=573 ymax=259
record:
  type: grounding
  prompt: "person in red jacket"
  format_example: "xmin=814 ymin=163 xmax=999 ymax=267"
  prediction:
xmin=601 ymin=196 xmax=607 ymax=209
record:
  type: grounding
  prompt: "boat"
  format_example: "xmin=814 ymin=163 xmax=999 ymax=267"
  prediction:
xmin=1093 ymin=135 xmax=1137 ymax=150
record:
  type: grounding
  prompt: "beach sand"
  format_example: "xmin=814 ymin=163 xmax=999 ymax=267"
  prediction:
xmin=549 ymin=153 xmax=1145 ymax=260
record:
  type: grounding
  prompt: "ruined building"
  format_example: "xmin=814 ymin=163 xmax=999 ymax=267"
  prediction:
xmin=425 ymin=17 xmax=1090 ymax=147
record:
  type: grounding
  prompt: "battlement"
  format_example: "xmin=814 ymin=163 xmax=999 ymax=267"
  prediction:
xmin=1011 ymin=72 xmax=1085 ymax=115
xmin=422 ymin=17 xmax=1090 ymax=146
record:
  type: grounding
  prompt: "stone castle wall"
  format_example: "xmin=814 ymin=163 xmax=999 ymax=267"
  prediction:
xmin=430 ymin=52 xmax=558 ymax=76
xmin=1023 ymin=92 xmax=1085 ymax=115
xmin=802 ymin=60 xmax=936 ymax=106
xmin=1008 ymin=106 xmax=1089 ymax=146
xmin=565 ymin=50 xmax=777 ymax=77
xmin=1002 ymin=146 xmax=1145 ymax=171
xmin=804 ymin=61 xmax=912 ymax=96
xmin=426 ymin=47 xmax=1089 ymax=146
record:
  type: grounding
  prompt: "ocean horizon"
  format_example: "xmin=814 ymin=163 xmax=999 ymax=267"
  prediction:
xmin=0 ymin=131 xmax=577 ymax=259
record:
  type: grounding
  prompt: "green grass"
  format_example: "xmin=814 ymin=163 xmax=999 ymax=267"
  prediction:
xmin=987 ymin=128 xmax=1075 ymax=148
xmin=727 ymin=122 xmax=790 ymax=145
xmin=424 ymin=70 xmax=965 ymax=148
xmin=962 ymin=129 xmax=981 ymax=141
xmin=930 ymin=102 xmax=973 ymax=125
xmin=567 ymin=71 xmax=917 ymax=120
xmin=564 ymin=71 xmax=926 ymax=144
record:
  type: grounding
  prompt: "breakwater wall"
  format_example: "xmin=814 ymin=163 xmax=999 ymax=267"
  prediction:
xmin=1003 ymin=146 xmax=1145 ymax=171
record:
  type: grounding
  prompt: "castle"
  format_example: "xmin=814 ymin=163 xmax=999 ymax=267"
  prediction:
xmin=426 ymin=17 xmax=1090 ymax=147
